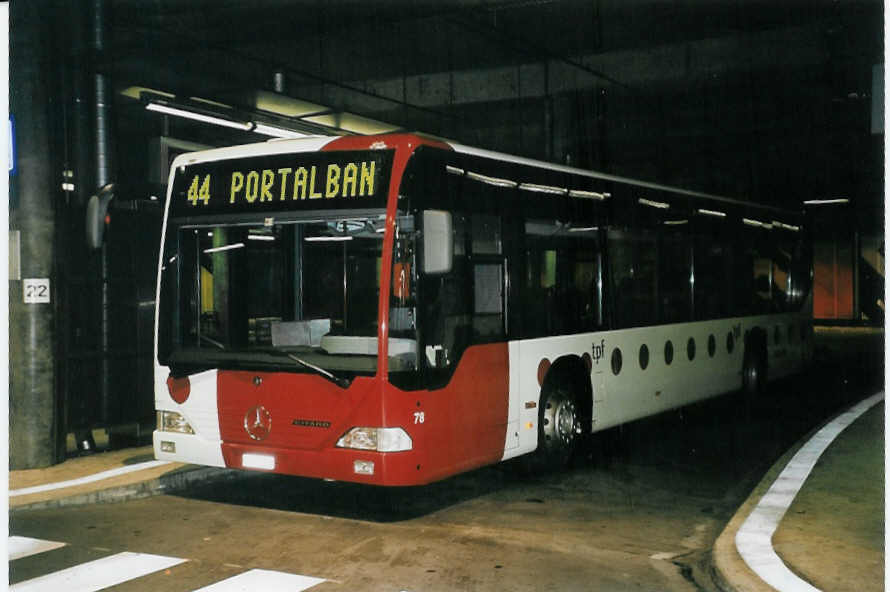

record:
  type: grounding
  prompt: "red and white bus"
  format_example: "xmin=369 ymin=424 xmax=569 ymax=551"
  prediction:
xmin=153 ymin=133 xmax=812 ymax=486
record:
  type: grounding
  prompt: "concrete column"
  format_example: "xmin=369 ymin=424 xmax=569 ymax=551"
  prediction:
xmin=9 ymin=0 xmax=63 ymax=468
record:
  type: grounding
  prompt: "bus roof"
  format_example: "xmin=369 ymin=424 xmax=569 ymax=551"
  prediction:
xmin=446 ymin=141 xmax=796 ymax=216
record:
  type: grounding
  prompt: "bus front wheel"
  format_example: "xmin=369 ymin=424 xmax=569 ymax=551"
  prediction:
xmin=539 ymin=384 xmax=581 ymax=466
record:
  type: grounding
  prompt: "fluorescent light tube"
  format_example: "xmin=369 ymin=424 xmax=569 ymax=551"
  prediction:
xmin=145 ymin=103 xmax=253 ymax=131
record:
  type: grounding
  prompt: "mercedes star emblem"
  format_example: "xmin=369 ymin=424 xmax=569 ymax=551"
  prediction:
xmin=244 ymin=405 xmax=272 ymax=441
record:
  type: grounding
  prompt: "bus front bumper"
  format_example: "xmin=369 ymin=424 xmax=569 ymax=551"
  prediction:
xmin=219 ymin=442 xmax=430 ymax=486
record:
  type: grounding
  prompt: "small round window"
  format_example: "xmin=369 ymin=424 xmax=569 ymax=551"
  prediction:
xmin=687 ymin=337 xmax=696 ymax=361
xmin=708 ymin=334 xmax=716 ymax=357
xmin=611 ymin=348 xmax=623 ymax=376
xmin=664 ymin=340 xmax=674 ymax=365
xmin=639 ymin=344 xmax=649 ymax=370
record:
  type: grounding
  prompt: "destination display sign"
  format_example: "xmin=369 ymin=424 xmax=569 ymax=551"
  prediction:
xmin=169 ymin=149 xmax=394 ymax=216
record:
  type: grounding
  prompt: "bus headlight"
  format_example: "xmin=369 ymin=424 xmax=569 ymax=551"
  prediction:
xmin=157 ymin=410 xmax=195 ymax=434
xmin=336 ymin=427 xmax=412 ymax=452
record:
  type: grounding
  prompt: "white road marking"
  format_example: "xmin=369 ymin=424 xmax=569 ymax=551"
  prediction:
xmin=8 ymin=538 xmax=328 ymax=592
xmin=8 ymin=536 xmax=67 ymax=561
xmin=9 ymin=460 xmax=172 ymax=497
xmin=192 ymin=568 xmax=326 ymax=591
xmin=735 ymin=391 xmax=883 ymax=592
xmin=10 ymin=551 xmax=186 ymax=592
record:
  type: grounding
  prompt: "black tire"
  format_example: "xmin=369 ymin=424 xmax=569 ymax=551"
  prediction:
xmin=741 ymin=345 xmax=767 ymax=397
xmin=537 ymin=382 xmax=582 ymax=467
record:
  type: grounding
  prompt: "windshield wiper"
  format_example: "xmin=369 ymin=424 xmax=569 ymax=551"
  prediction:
xmin=200 ymin=335 xmax=226 ymax=350
xmin=279 ymin=352 xmax=351 ymax=389
xmin=169 ymin=350 xmax=350 ymax=388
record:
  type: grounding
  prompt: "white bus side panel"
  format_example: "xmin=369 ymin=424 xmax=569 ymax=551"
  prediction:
xmin=153 ymin=366 xmax=225 ymax=467
xmin=502 ymin=313 xmax=808 ymax=461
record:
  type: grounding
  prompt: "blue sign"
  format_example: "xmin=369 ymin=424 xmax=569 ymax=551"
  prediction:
xmin=9 ymin=115 xmax=15 ymax=176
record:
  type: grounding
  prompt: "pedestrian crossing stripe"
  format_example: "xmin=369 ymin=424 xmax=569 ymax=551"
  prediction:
xmin=193 ymin=569 xmax=326 ymax=591
xmin=8 ymin=536 xmax=327 ymax=592
xmin=8 ymin=536 xmax=67 ymax=561
xmin=10 ymin=551 xmax=186 ymax=592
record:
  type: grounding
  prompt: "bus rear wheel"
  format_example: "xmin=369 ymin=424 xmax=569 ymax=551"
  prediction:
xmin=539 ymin=384 xmax=581 ymax=466
xmin=742 ymin=347 xmax=766 ymax=397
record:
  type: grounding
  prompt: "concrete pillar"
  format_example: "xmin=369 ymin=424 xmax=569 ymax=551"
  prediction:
xmin=9 ymin=0 xmax=64 ymax=468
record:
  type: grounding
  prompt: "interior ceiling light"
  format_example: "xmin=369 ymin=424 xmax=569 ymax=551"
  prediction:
xmin=772 ymin=221 xmax=800 ymax=232
xmin=305 ymin=235 xmax=353 ymax=242
xmin=743 ymin=217 xmax=772 ymax=228
xmin=638 ymin=197 xmax=670 ymax=209
xmin=569 ymin=189 xmax=610 ymax=200
xmin=803 ymin=198 xmax=850 ymax=205
xmin=519 ymin=182 xmax=567 ymax=195
xmin=203 ymin=242 xmax=245 ymax=254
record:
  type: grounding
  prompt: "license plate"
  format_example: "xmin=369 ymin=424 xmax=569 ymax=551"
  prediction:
xmin=242 ymin=453 xmax=275 ymax=470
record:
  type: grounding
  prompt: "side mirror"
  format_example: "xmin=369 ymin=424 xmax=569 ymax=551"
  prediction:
xmin=86 ymin=183 xmax=116 ymax=249
xmin=422 ymin=210 xmax=453 ymax=275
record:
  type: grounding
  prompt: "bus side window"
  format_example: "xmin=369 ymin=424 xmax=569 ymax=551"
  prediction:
xmin=523 ymin=221 xmax=602 ymax=337
xmin=787 ymin=239 xmax=811 ymax=310
xmin=470 ymin=214 xmax=505 ymax=340
xmin=659 ymin=231 xmax=692 ymax=323
xmin=771 ymin=243 xmax=792 ymax=312
xmin=423 ymin=214 xmax=471 ymax=373
xmin=694 ymin=234 xmax=730 ymax=320
xmin=607 ymin=229 xmax=657 ymax=329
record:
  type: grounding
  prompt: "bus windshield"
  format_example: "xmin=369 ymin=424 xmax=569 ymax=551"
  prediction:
xmin=157 ymin=214 xmax=389 ymax=377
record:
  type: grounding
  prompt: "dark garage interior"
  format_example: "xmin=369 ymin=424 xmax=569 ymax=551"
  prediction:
xmin=11 ymin=0 xmax=883 ymax=467
xmin=8 ymin=2 xmax=885 ymax=591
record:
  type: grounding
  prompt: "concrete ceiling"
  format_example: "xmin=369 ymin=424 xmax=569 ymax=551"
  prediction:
xmin=95 ymin=0 xmax=882 ymax=222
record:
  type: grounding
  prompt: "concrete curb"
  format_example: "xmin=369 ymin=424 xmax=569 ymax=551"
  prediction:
xmin=9 ymin=465 xmax=241 ymax=512
xmin=711 ymin=439 xmax=802 ymax=592
xmin=709 ymin=397 xmax=876 ymax=592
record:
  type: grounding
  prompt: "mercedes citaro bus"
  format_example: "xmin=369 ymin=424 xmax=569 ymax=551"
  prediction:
xmin=154 ymin=133 xmax=812 ymax=486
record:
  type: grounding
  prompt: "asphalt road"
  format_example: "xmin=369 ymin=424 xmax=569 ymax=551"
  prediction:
xmin=10 ymin=330 xmax=882 ymax=591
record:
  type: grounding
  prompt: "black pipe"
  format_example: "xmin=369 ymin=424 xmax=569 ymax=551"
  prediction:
xmin=92 ymin=0 xmax=115 ymax=427
xmin=65 ymin=0 xmax=100 ymax=451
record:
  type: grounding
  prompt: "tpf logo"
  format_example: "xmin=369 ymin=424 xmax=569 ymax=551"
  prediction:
xmin=592 ymin=340 xmax=606 ymax=364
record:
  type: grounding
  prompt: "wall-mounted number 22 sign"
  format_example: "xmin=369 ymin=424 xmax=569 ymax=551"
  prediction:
xmin=23 ymin=278 xmax=50 ymax=304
